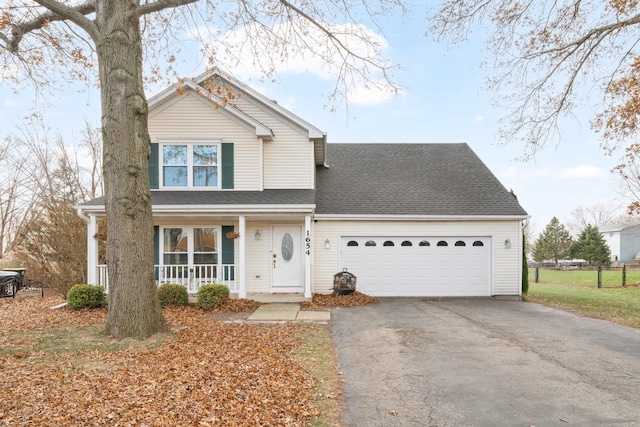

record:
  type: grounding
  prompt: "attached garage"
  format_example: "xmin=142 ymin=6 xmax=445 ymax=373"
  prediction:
xmin=313 ymin=143 xmax=529 ymax=297
xmin=340 ymin=236 xmax=491 ymax=297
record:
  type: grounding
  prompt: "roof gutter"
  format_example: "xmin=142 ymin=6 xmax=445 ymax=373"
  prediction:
xmin=79 ymin=204 xmax=317 ymax=215
xmin=76 ymin=206 xmax=91 ymax=223
xmin=313 ymin=214 xmax=530 ymax=221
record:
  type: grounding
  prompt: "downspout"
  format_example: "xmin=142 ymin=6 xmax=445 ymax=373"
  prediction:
xmin=76 ymin=206 xmax=90 ymax=223
xmin=322 ymin=133 xmax=330 ymax=169
xmin=77 ymin=207 xmax=97 ymax=286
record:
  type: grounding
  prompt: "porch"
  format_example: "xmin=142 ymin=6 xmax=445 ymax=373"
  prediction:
xmin=95 ymin=264 xmax=238 ymax=295
xmin=80 ymin=208 xmax=315 ymax=300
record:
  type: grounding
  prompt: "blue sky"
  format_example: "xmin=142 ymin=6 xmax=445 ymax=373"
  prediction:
xmin=0 ymin=3 xmax=625 ymax=236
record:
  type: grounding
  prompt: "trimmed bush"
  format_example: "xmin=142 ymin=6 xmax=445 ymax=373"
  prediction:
xmin=197 ymin=284 xmax=229 ymax=311
xmin=67 ymin=284 xmax=106 ymax=310
xmin=158 ymin=283 xmax=189 ymax=307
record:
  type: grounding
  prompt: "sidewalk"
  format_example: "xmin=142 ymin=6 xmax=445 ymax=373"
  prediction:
xmin=247 ymin=303 xmax=331 ymax=322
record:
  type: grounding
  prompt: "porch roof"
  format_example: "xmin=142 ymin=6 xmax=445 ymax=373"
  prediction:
xmin=80 ymin=189 xmax=316 ymax=213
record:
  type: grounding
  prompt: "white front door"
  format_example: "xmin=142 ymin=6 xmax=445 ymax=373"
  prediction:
xmin=271 ymin=226 xmax=304 ymax=291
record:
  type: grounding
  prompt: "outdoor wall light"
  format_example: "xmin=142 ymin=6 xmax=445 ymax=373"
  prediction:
xmin=325 ymin=239 xmax=331 ymax=249
xmin=504 ymin=238 xmax=511 ymax=249
xmin=255 ymin=229 xmax=261 ymax=241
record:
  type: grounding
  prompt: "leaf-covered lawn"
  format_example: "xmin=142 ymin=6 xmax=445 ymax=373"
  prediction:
xmin=0 ymin=297 xmax=326 ymax=426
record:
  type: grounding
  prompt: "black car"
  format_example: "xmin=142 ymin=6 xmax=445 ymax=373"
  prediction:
xmin=0 ymin=270 xmax=21 ymax=298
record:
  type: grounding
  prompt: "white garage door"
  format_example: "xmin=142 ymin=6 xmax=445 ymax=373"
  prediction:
xmin=340 ymin=237 xmax=491 ymax=297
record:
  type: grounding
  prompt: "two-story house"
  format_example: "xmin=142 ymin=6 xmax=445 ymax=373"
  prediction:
xmin=78 ymin=69 xmax=529 ymax=299
xmin=600 ymin=223 xmax=640 ymax=264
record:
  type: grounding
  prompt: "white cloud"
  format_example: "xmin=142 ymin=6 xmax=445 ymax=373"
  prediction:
xmin=472 ymin=114 xmax=484 ymax=124
xmin=2 ymin=98 xmax=16 ymax=108
xmin=0 ymin=63 xmax=19 ymax=81
xmin=189 ymin=18 xmax=399 ymax=106
xmin=347 ymin=80 xmax=402 ymax=105
xmin=556 ymin=164 xmax=604 ymax=179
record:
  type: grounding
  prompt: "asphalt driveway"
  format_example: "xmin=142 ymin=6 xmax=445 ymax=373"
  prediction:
xmin=331 ymin=298 xmax=640 ymax=427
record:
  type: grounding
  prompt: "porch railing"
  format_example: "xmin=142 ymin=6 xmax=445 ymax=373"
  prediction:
xmin=95 ymin=264 xmax=237 ymax=294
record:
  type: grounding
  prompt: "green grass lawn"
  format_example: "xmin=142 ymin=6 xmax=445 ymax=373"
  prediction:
xmin=526 ymin=281 xmax=640 ymax=329
xmin=533 ymin=268 xmax=640 ymax=288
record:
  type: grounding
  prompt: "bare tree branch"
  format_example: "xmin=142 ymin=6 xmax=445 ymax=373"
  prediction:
xmin=2 ymin=1 xmax=97 ymax=51
xmin=135 ymin=0 xmax=199 ymax=17
xmin=430 ymin=0 xmax=640 ymax=159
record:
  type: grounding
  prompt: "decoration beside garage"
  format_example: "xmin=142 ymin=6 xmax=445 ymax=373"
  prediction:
xmin=333 ymin=269 xmax=357 ymax=295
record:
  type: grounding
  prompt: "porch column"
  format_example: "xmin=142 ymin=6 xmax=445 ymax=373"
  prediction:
xmin=87 ymin=214 xmax=98 ymax=285
xmin=304 ymin=215 xmax=312 ymax=298
xmin=238 ymin=215 xmax=246 ymax=298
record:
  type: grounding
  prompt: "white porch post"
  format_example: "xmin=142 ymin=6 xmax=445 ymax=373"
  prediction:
xmin=304 ymin=215 xmax=312 ymax=298
xmin=238 ymin=215 xmax=246 ymax=298
xmin=87 ymin=214 xmax=98 ymax=285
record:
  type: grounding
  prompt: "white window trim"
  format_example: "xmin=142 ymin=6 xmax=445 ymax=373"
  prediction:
xmin=160 ymin=141 xmax=222 ymax=190
xmin=160 ymin=226 xmax=221 ymax=266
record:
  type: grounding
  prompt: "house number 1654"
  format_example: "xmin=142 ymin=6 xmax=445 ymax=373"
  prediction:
xmin=305 ymin=230 xmax=311 ymax=255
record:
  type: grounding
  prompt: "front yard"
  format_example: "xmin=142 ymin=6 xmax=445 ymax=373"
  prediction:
xmin=0 ymin=296 xmax=341 ymax=426
xmin=526 ymin=278 xmax=640 ymax=329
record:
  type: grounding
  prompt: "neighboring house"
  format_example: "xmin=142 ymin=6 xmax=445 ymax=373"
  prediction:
xmin=600 ymin=223 xmax=640 ymax=264
xmin=77 ymin=69 xmax=528 ymax=299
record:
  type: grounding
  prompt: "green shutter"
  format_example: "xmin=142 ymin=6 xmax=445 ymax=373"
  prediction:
xmin=221 ymin=225 xmax=235 ymax=281
xmin=149 ymin=143 xmax=159 ymax=189
xmin=153 ymin=226 xmax=160 ymax=280
xmin=221 ymin=143 xmax=234 ymax=189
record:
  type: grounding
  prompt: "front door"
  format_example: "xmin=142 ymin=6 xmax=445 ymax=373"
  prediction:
xmin=271 ymin=226 xmax=304 ymax=291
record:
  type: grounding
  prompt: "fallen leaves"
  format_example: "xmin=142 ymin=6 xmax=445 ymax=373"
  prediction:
xmin=0 ymin=297 xmax=320 ymax=426
xmin=212 ymin=298 xmax=262 ymax=313
xmin=300 ymin=291 xmax=378 ymax=310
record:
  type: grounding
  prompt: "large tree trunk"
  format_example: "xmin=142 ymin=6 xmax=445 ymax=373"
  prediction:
xmin=96 ymin=0 xmax=167 ymax=338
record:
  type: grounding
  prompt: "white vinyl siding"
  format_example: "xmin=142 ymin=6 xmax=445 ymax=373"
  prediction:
xmin=231 ymin=96 xmax=315 ymax=189
xmin=149 ymin=93 xmax=261 ymax=190
xmin=312 ymin=220 xmax=522 ymax=296
xmin=243 ymin=222 xmax=273 ymax=293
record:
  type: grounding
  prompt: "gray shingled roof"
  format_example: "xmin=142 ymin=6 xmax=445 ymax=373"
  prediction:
xmin=315 ymin=143 xmax=528 ymax=217
xmin=81 ymin=189 xmax=316 ymax=207
xmin=80 ymin=144 xmax=527 ymax=217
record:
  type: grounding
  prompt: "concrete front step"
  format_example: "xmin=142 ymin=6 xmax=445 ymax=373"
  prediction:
xmin=247 ymin=303 xmax=330 ymax=322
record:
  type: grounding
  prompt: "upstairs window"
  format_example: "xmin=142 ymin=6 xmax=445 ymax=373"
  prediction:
xmin=162 ymin=143 xmax=219 ymax=188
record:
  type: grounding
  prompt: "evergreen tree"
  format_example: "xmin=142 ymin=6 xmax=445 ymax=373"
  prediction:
xmin=571 ymin=225 xmax=611 ymax=266
xmin=533 ymin=217 xmax=573 ymax=266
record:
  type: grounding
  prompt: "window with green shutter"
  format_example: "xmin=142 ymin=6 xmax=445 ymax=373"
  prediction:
xmin=149 ymin=143 xmax=159 ymax=189
xmin=153 ymin=142 xmax=234 ymax=190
